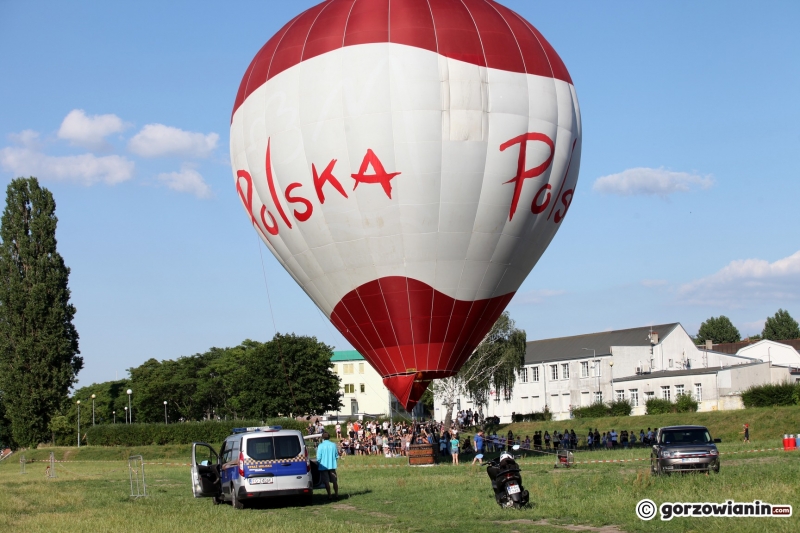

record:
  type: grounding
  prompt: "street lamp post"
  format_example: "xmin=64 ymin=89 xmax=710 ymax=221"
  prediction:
xmin=609 ymin=361 xmax=615 ymax=401
xmin=127 ymin=389 xmax=132 ymax=424
xmin=164 ymin=401 xmax=168 ymax=424
xmin=91 ymin=394 xmax=96 ymax=426
xmin=76 ymin=400 xmax=81 ymax=448
xmin=113 ymin=411 xmax=116 ymax=424
xmin=124 ymin=406 xmax=128 ymax=424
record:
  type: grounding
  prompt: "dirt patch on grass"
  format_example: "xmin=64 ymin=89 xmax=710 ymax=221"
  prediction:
xmin=330 ymin=503 xmax=358 ymax=511
xmin=494 ymin=519 xmax=625 ymax=533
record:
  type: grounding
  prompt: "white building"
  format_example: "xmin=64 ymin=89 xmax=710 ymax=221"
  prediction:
xmin=328 ymin=350 xmax=421 ymax=419
xmin=436 ymin=322 xmax=775 ymax=422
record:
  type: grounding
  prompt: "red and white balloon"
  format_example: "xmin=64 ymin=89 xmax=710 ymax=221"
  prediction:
xmin=230 ymin=0 xmax=581 ymax=410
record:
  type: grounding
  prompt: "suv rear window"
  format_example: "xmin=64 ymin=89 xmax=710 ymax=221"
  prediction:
xmin=660 ymin=429 xmax=712 ymax=445
xmin=246 ymin=436 xmax=302 ymax=460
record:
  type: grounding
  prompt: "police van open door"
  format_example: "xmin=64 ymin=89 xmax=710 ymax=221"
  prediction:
xmin=191 ymin=442 xmax=221 ymax=499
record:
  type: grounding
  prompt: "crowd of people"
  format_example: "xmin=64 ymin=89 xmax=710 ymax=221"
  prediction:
xmin=306 ymin=409 xmax=665 ymax=464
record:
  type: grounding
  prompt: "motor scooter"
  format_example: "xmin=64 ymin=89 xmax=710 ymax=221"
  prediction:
xmin=484 ymin=445 xmax=530 ymax=509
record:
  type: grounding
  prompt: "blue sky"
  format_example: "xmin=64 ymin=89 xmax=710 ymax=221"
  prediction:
xmin=1 ymin=1 xmax=799 ymax=387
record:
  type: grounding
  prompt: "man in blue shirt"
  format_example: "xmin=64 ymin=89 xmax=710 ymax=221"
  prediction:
xmin=316 ymin=432 xmax=339 ymax=500
xmin=472 ymin=430 xmax=485 ymax=465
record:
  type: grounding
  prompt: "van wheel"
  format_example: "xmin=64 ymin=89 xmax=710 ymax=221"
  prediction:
xmin=232 ymin=487 xmax=245 ymax=509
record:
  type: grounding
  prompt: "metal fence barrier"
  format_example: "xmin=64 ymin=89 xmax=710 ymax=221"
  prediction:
xmin=128 ymin=455 xmax=147 ymax=497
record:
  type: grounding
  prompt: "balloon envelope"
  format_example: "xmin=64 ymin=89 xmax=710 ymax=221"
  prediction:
xmin=230 ymin=0 xmax=581 ymax=410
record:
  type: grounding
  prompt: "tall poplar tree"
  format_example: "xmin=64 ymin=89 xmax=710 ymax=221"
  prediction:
xmin=0 ymin=178 xmax=82 ymax=447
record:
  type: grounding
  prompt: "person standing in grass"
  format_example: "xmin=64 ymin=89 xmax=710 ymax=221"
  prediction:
xmin=451 ymin=433 xmax=460 ymax=464
xmin=742 ymin=424 xmax=750 ymax=443
xmin=317 ymin=432 xmax=339 ymax=501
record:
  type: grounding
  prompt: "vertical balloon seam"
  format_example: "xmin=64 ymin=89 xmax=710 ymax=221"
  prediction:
xmin=329 ymin=31 xmax=402 ymax=379
xmin=423 ymin=0 xmax=440 ymax=375
xmin=299 ymin=0 xmax=334 ymax=61
xmin=436 ymin=0 xmax=491 ymax=376
xmin=341 ymin=0 xmax=358 ymax=48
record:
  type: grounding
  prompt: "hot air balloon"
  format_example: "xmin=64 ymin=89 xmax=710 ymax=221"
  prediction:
xmin=230 ymin=0 xmax=581 ymax=411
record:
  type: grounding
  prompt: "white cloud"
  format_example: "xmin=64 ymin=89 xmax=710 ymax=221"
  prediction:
xmin=57 ymin=109 xmax=127 ymax=150
xmin=511 ymin=289 xmax=565 ymax=305
xmin=593 ymin=167 xmax=713 ymax=197
xmin=157 ymin=165 xmax=212 ymax=198
xmin=679 ymin=250 xmax=800 ymax=306
xmin=128 ymin=124 xmax=218 ymax=158
xmin=0 ymin=145 xmax=134 ymax=185
xmin=8 ymin=129 xmax=42 ymax=149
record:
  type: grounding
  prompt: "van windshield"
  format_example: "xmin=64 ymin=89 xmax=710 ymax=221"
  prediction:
xmin=246 ymin=436 xmax=302 ymax=460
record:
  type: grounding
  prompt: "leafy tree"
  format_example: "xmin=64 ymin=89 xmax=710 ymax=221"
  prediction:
xmin=0 ymin=178 xmax=82 ymax=447
xmin=432 ymin=312 xmax=526 ymax=429
xmin=237 ymin=334 xmax=342 ymax=418
xmin=696 ymin=315 xmax=740 ymax=344
xmin=0 ymin=391 xmax=13 ymax=448
xmin=762 ymin=309 xmax=800 ymax=341
xmin=746 ymin=334 xmax=762 ymax=342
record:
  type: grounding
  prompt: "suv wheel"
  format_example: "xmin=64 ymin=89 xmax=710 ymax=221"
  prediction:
xmin=232 ymin=486 xmax=245 ymax=509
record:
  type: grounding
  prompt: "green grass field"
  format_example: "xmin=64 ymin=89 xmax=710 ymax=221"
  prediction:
xmin=2 ymin=436 xmax=799 ymax=533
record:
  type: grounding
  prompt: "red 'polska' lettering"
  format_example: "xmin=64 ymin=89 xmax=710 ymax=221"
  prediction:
xmin=553 ymin=189 xmax=574 ymax=224
xmin=531 ymin=184 xmax=552 ymax=214
xmin=285 ymin=182 xmax=313 ymax=222
xmin=235 ymin=169 xmax=270 ymax=240
xmin=351 ymin=149 xmax=401 ymax=199
xmin=265 ymin=138 xmax=292 ymax=230
xmin=500 ymin=132 xmax=555 ymax=221
xmin=312 ymin=159 xmax=348 ymax=204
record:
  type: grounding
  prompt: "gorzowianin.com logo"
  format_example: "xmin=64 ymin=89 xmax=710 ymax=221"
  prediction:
xmin=636 ymin=499 xmax=792 ymax=521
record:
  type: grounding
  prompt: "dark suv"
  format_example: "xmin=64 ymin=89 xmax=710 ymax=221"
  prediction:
xmin=650 ymin=425 xmax=721 ymax=475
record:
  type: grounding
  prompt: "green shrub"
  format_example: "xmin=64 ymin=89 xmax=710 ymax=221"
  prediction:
xmin=572 ymin=402 xmax=611 ymax=419
xmin=512 ymin=408 xmax=552 ymax=423
xmin=645 ymin=398 xmax=673 ymax=415
xmin=56 ymin=418 xmax=307 ymax=447
xmin=675 ymin=393 xmax=699 ymax=413
xmin=572 ymin=400 xmax=632 ymax=419
xmin=741 ymin=382 xmax=798 ymax=408
xmin=608 ymin=399 xmax=633 ymax=417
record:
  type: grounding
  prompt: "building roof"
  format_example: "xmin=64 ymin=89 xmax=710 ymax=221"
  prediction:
xmin=613 ymin=362 xmax=765 ymax=383
xmin=710 ymin=338 xmax=800 ymax=354
xmin=330 ymin=350 xmax=364 ymax=362
xmin=524 ymin=323 xmax=681 ymax=365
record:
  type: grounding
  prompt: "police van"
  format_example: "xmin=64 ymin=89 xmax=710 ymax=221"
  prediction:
xmin=191 ymin=426 xmax=315 ymax=508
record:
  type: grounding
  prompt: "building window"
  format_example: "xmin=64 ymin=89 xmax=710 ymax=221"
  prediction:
xmin=344 ymin=384 xmax=355 ymax=394
xmin=358 ymin=363 xmax=364 ymax=374
xmin=695 ymin=383 xmax=702 ymax=402
xmin=519 ymin=368 xmax=528 ymax=383
xmin=629 ymin=389 xmax=639 ymax=407
xmin=581 ymin=361 xmax=589 ymax=378
xmin=561 ymin=363 xmax=570 ymax=379
xmin=668 ymin=359 xmax=673 ymax=368
xmin=550 ymin=364 xmax=558 ymax=380
xmin=594 ymin=391 xmax=603 ymax=403
xmin=615 ymin=390 xmax=625 ymax=402
xmin=592 ymin=360 xmax=602 ymax=377
xmin=359 ymin=383 xmax=365 ymax=393
xmin=675 ymin=384 xmax=685 ymax=397
xmin=532 ymin=367 xmax=540 ymax=382
xmin=332 ymin=364 xmax=338 ymax=374
xmin=343 ymin=364 xmax=354 ymax=374
xmin=661 ymin=386 xmax=671 ymax=401
xmin=645 ymin=391 xmax=655 ymax=400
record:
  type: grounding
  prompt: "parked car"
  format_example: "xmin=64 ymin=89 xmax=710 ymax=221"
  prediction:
xmin=191 ymin=426 xmax=313 ymax=508
xmin=650 ymin=425 xmax=721 ymax=475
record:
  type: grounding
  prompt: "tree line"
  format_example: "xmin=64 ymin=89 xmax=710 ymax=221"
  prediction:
xmin=695 ymin=310 xmax=800 ymax=345
xmin=45 ymin=334 xmax=342 ymax=443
